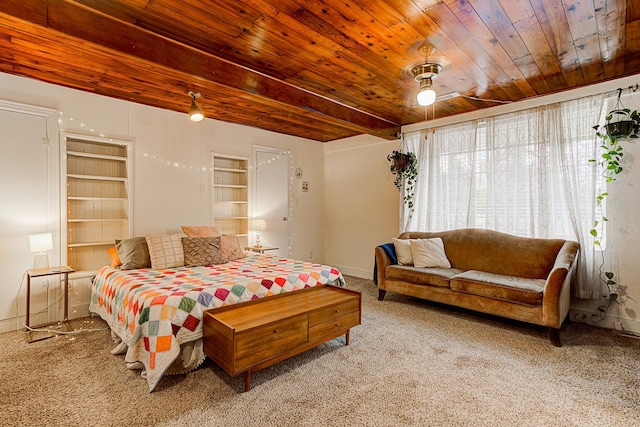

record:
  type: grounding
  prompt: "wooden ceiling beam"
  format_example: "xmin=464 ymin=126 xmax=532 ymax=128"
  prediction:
xmin=0 ymin=0 xmax=401 ymax=140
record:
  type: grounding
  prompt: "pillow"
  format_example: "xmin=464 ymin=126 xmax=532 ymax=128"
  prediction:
xmin=182 ymin=236 xmax=226 ymax=267
xmin=220 ymin=234 xmax=246 ymax=262
xmin=115 ymin=237 xmax=151 ymax=270
xmin=145 ymin=234 xmax=185 ymax=269
xmin=107 ymin=246 xmax=122 ymax=267
xmin=410 ymin=238 xmax=451 ymax=268
xmin=393 ymin=238 xmax=414 ymax=265
xmin=181 ymin=225 xmax=221 ymax=238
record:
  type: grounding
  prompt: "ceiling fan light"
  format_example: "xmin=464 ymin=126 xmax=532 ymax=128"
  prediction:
xmin=416 ymin=77 xmax=437 ymax=106
xmin=188 ymin=91 xmax=204 ymax=122
xmin=417 ymin=88 xmax=436 ymax=106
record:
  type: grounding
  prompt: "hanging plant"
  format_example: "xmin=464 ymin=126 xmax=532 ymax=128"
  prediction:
xmin=387 ymin=150 xmax=418 ymax=209
xmin=589 ymin=88 xmax=640 ymax=320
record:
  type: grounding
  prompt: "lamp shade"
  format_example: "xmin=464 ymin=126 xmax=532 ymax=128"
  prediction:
xmin=250 ymin=218 xmax=267 ymax=231
xmin=29 ymin=233 xmax=53 ymax=253
xmin=417 ymin=88 xmax=437 ymax=106
xmin=189 ymin=100 xmax=204 ymax=122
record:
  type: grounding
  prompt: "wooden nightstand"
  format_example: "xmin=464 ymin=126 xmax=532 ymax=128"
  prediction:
xmin=25 ymin=266 xmax=74 ymax=343
xmin=245 ymin=246 xmax=279 ymax=254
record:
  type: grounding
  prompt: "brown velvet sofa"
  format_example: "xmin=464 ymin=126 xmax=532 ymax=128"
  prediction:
xmin=375 ymin=229 xmax=580 ymax=346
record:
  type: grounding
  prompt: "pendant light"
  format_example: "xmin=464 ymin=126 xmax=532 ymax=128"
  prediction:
xmin=188 ymin=91 xmax=204 ymax=122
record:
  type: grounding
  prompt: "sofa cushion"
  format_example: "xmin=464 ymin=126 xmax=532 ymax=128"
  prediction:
xmin=450 ymin=270 xmax=545 ymax=306
xmin=386 ymin=265 xmax=464 ymax=288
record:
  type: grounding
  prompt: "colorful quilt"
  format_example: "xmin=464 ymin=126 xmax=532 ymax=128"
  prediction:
xmin=89 ymin=253 xmax=345 ymax=391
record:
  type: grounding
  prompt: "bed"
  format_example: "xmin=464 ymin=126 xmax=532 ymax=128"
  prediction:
xmin=89 ymin=252 xmax=345 ymax=391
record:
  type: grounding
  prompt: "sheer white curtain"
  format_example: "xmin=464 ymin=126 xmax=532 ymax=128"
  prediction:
xmin=401 ymin=94 xmax=604 ymax=298
xmin=401 ymin=122 xmax=478 ymax=232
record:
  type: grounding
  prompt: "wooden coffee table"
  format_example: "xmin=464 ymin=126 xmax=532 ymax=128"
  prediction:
xmin=203 ymin=284 xmax=361 ymax=391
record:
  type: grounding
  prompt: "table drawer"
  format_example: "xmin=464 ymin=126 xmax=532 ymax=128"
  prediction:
xmin=236 ymin=313 xmax=308 ymax=369
xmin=309 ymin=310 xmax=360 ymax=342
xmin=309 ymin=299 xmax=359 ymax=326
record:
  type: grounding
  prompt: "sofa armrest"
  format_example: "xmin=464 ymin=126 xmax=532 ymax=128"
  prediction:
xmin=375 ymin=246 xmax=393 ymax=288
xmin=542 ymin=241 xmax=580 ymax=327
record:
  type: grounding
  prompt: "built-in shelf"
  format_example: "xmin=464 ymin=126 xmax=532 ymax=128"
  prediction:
xmin=67 ymin=241 xmax=114 ymax=248
xmin=68 ymin=196 xmax=128 ymax=201
xmin=213 ymin=153 xmax=249 ymax=246
xmin=213 ymin=184 xmax=247 ymax=189
xmin=67 ymin=173 xmax=128 ymax=182
xmin=64 ymin=135 xmax=131 ymax=273
xmin=67 ymin=218 xmax=128 ymax=223
xmin=214 ymin=167 xmax=248 ymax=173
xmin=68 ymin=150 xmax=127 ymax=162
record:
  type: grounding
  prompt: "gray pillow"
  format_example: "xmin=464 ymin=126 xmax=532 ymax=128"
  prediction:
xmin=116 ymin=237 xmax=151 ymax=270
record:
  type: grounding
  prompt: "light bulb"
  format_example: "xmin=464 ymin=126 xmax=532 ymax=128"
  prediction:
xmin=417 ymin=88 xmax=437 ymax=106
xmin=189 ymin=100 xmax=204 ymax=122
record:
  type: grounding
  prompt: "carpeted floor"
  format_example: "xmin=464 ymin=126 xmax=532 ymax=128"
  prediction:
xmin=1 ymin=276 xmax=639 ymax=426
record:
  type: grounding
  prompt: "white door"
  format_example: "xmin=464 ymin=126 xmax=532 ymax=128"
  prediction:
xmin=0 ymin=107 xmax=53 ymax=327
xmin=253 ymin=147 xmax=289 ymax=256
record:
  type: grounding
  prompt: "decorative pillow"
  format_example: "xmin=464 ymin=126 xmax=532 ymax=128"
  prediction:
xmin=182 ymin=236 xmax=226 ymax=267
xmin=220 ymin=234 xmax=246 ymax=262
xmin=181 ymin=225 xmax=221 ymax=238
xmin=115 ymin=237 xmax=151 ymax=270
xmin=410 ymin=238 xmax=451 ymax=268
xmin=107 ymin=246 xmax=122 ymax=267
xmin=393 ymin=238 xmax=414 ymax=265
xmin=145 ymin=234 xmax=185 ymax=269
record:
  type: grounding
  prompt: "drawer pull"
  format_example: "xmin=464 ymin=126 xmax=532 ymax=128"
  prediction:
xmin=273 ymin=329 xmax=279 ymax=334
xmin=335 ymin=310 xmax=340 ymax=313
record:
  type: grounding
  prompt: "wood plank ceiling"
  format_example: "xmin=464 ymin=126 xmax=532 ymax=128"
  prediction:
xmin=0 ymin=0 xmax=638 ymax=142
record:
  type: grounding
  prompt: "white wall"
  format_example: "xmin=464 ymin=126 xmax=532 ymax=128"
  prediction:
xmin=324 ymin=75 xmax=640 ymax=334
xmin=0 ymin=72 xmax=324 ymax=332
xmin=324 ymin=135 xmax=400 ymax=278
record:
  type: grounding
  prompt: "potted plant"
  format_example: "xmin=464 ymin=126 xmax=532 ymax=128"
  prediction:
xmin=604 ymin=89 xmax=639 ymax=139
xmin=387 ymin=150 xmax=418 ymax=210
xmin=590 ymin=89 xmax=640 ymax=320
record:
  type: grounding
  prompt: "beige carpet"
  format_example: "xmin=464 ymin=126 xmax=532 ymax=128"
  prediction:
xmin=1 ymin=276 xmax=639 ymax=426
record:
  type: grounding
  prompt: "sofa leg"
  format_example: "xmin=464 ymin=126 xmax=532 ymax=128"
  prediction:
xmin=548 ymin=327 xmax=562 ymax=347
xmin=378 ymin=289 xmax=386 ymax=301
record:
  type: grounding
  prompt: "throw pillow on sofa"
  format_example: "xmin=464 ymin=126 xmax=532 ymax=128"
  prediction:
xmin=410 ymin=238 xmax=451 ymax=268
xmin=392 ymin=238 xmax=414 ymax=265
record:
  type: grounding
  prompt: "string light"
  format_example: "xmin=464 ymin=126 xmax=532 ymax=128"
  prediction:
xmin=58 ymin=112 xmax=301 ymax=256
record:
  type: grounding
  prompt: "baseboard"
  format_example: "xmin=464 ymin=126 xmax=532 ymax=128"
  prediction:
xmin=569 ymin=308 xmax=640 ymax=335
xmin=0 ymin=305 xmax=91 ymax=335
xmin=0 ymin=317 xmax=22 ymax=335
xmin=332 ymin=265 xmax=372 ymax=281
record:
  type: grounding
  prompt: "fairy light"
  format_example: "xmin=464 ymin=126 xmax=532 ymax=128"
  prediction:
xmin=58 ymin=111 xmax=303 ymax=255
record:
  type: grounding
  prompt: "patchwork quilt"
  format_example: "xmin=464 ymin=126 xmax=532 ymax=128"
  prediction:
xmin=89 ymin=253 xmax=345 ymax=391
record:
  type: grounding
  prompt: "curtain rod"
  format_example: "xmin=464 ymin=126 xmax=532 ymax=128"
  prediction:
xmin=605 ymin=84 xmax=639 ymax=98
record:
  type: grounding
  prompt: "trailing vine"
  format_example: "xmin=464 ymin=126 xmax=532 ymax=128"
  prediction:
xmin=590 ymin=91 xmax=640 ymax=320
xmin=387 ymin=150 xmax=418 ymax=211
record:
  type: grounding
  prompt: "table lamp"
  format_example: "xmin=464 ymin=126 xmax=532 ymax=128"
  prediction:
xmin=29 ymin=232 xmax=53 ymax=270
xmin=250 ymin=218 xmax=266 ymax=248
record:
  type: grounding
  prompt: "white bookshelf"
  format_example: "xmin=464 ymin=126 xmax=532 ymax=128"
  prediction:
xmin=212 ymin=153 xmax=249 ymax=246
xmin=63 ymin=135 xmax=131 ymax=275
